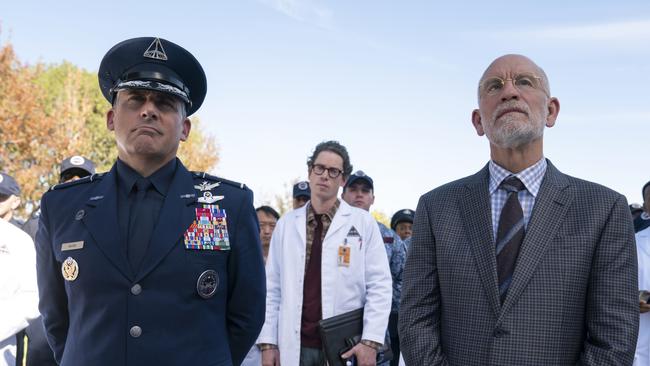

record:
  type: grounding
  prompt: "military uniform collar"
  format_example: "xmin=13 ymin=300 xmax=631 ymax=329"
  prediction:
xmin=116 ymin=158 xmax=178 ymax=197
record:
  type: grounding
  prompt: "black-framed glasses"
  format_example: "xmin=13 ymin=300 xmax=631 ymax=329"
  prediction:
xmin=480 ymin=73 xmax=547 ymax=96
xmin=311 ymin=164 xmax=343 ymax=179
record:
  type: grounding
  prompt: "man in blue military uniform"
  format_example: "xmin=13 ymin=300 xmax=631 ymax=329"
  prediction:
xmin=342 ymin=170 xmax=407 ymax=365
xmin=35 ymin=37 xmax=266 ymax=366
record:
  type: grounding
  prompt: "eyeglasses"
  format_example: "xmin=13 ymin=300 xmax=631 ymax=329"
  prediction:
xmin=480 ymin=73 xmax=547 ymax=96
xmin=311 ymin=164 xmax=344 ymax=179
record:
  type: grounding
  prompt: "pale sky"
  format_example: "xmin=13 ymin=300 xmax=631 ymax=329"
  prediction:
xmin=2 ymin=1 xmax=649 ymax=216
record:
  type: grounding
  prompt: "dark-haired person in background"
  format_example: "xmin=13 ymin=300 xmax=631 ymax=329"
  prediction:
xmin=256 ymin=205 xmax=280 ymax=261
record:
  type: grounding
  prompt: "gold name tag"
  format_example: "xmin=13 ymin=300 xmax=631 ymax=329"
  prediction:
xmin=61 ymin=241 xmax=84 ymax=251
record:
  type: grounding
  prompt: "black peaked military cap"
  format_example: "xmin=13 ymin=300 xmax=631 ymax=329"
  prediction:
xmin=391 ymin=208 xmax=414 ymax=230
xmin=98 ymin=37 xmax=207 ymax=116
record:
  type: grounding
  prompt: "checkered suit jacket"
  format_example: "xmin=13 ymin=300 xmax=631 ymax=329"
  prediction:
xmin=399 ymin=160 xmax=638 ymax=365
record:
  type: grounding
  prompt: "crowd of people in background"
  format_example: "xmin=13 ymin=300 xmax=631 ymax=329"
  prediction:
xmin=2 ymin=156 xmax=96 ymax=366
xmin=1 ymin=36 xmax=648 ymax=366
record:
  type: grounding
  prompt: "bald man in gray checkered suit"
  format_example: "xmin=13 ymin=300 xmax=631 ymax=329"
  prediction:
xmin=398 ymin=54 xmax=638 ymax=365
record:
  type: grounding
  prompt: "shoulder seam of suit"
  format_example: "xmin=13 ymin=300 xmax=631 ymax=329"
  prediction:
xmin=190 ymin=171 xmax=248 ymax=190
xmin=48 ymin=173 xmax=106 ymax=191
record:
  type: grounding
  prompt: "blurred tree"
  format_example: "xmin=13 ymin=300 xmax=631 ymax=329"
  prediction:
xmin=0 ymin=39 xmax=220 ymax=219
xmin=270 ymin=178 xmax=299 ymax=216
xmin=0 ymin=42 xmax=63 ymax=219
xmin=371 ymin=210 xmax=390 ymax=227
xmin=35 ymin=61 xmax=115 ymax=172
xmin=178 ymin=116 xmax=219 ymax=172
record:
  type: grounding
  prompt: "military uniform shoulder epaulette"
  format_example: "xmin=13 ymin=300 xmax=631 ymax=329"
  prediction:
xmin=48 ymin=173 xmax=106 ymax=191
xmin=191 ymin=171 xmax=248 ymax=190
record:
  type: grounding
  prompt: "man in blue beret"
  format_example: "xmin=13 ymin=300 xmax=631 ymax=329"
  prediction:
xmin=35 ymin=37 xmax=266 ymax=366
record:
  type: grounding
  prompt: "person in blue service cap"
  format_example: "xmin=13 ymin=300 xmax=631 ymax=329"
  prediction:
xmin=59 ymin=156 xmax=97 ymax=183
xmin=293 ymin=180 xmax=311 ymax=209
xmin=35 ymin=37 xmax=266 ymax=366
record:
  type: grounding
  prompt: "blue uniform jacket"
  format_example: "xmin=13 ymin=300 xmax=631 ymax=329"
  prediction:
xmin=35 ymin=160 xmax=266 ymax=366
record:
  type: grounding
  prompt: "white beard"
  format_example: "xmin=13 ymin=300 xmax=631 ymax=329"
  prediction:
xmin=484 ymin=102 xmax=546 ymax=149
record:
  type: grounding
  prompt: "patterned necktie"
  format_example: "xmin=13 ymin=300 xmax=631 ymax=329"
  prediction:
xmin=496 ymin=176 xmax=526 ymax=303
xmin=127 ymin=178 xmax=153 ymax=271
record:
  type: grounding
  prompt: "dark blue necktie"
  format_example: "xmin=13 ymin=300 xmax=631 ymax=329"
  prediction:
xmin=127 ymin=178 xmax=153 ymax=271
xmin=496 ymin=176 xmax=526 ymax=303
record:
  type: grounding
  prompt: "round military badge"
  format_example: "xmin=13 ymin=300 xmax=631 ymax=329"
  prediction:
xmin=298 ymin=181 xmax=308 ymax=190
xmin=70 ymin=156 xmax=85 ymax=165
xmin=61 ymin=257 xmax=79 ymax=281
xmin=196 ymin=270 xmax=219 ymax=299
xmin=203 ymin=191 xmax=212 ymax=199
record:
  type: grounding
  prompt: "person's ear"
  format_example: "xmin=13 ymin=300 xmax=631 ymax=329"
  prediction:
xmin=471 ymin=109 xmax=486 ymax=136
xmin=545 ymin=97 xmax=560 ymax=128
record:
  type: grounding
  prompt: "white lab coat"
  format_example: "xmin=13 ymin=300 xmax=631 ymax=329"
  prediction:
xmin=240 ymin=345 xmax=261 ymax=366
xmin=258 ymin=200 xmax=392 ymax=365
xmin=636 ymin=226 xmax=650 ymax=366
xmin=0 ymin=219 xmax=39 ymax=366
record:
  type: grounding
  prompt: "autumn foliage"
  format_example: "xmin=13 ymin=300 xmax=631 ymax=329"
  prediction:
xmin=0 ymin=40 xmax=219 ymax=219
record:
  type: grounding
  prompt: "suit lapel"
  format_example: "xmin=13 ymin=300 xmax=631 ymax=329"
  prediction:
xmin=135 ymin=162 xmax=196 ymax=281
xmin=81 ymin=165 xmax=133 ymax=280
xmin=498 ymin=161 xmax=573 ymax=321
xmin=459 ymin=165 xmax=501 ymax=317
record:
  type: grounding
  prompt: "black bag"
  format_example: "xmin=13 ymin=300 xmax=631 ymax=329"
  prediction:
xmin=318 ymin=308 xmax=393 ymax=366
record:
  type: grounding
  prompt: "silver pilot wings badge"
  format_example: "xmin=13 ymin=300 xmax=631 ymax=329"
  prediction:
xmin=194 ymin=181 xmax=220 ymax=191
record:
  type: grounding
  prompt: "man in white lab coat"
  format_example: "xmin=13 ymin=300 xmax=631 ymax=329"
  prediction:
xmin=636 ymin=225 xmax=650 ymax=365
xmin=258 ymin=141 xmax=392 ymax=366
xmin=0 ymin=216 xmax=39 ymax=365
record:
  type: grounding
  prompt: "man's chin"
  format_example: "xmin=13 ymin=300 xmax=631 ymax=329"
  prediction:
xmin=132 ymin=144 xmax=159 ymax=155
xmin=491 ymin=134 xmax=540 ymax=149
